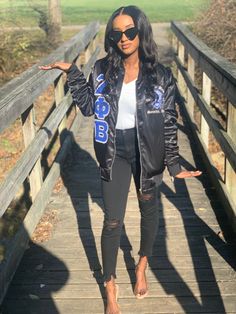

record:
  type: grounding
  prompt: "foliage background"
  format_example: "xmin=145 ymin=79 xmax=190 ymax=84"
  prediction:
xmin=0 ymin=0 xmax=210 ymax=26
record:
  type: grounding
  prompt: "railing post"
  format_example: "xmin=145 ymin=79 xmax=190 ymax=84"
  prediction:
xmin=172 ymin=34 xmax=178 ymax=53
xmin=77 ymin=43 xmax=91 ymax=68
xmin=91 ymin=34 xmax=98 ymax=53
xmin=225 ymin=103 xmax=236 ymax=206
xmin=21 ymin=105 xmax=43 ymax=200
xmin=187 ymin=54 xmax=195 ymax=119
xmin=54 ymin=74 xmax=67 ymax=135
xmin=201 ymin=72 xmax=212 ymax=148
xmin=178 ymin=41 xmax=187 ymax=98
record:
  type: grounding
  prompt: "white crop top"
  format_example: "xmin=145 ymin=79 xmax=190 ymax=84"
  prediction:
xmin=116 ymin=79 xmax=137 ymax=130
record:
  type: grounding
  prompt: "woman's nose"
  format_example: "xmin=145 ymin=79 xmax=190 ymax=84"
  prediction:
xmin=121 ymin=32 xmax=128 ymax=41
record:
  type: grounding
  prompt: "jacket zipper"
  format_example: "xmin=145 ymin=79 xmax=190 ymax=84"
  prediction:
xmin=109 ymin=69 xmax=126 ymax=181
xmin=135 ymin=81 xmax=143 ymax=193
xmin=110 ymin=129 xmax=116 ymax=181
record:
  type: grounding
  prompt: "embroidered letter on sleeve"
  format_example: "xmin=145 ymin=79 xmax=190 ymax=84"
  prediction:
xmin=94 ymin=120 xmax=109 ymax=143
xmin=94 ymin=74 xmax=110 ymax=144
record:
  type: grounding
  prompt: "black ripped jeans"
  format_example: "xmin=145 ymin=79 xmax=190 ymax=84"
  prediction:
xmin=101 ymin=128 xmax=162 ymax=282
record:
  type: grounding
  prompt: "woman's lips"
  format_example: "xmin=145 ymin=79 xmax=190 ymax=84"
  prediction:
xmin=121 ymin=44 xmax=131 ymax=49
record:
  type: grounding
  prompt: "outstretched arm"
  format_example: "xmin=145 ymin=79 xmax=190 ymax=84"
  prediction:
xmin=164 ymin=69 xmax=202 ymax=179
xmin=39 ymin=62 xmax=94 ymax=116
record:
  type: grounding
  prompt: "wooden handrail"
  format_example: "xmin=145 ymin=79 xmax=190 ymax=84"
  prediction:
xmin=171 ymin=21 xmax=236 ymax=233
xmin=174 ymin=55 xmax=236 ymax=171
xmin=0 ymin=22 xmax=100 ymax=303
xmin=171 ymin=21 xmax=236 ymax=106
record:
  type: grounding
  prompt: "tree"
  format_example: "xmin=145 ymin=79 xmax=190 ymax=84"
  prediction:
xmin=28 ymin=0 xmax=62 ymax=47
xmin=48 ymin=0 xmax=62 ymax=46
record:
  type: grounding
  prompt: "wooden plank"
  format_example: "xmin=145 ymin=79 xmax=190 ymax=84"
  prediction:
xmin=10 ymin=267 xmax=236 ymax=284
xmin=201 ymin=72 xmax=211 ymax=148
xmin=26 ymin=234 xmax=235 ymax=258
xmin=21 ymin=104 xmax=43 ymax=200
xmin=171 ymin=21 xmax=236 ymax=106
xmin=187 ymin=54 xmax=195 ymax=118
xmin=54 ymin=75 xmax=67 ymax=134
xmin=2 ymin=296 xmax=236 ymax=314
xmin=49 ymin=203 xmax=223 ymax=219
xmin=0 ymin=21 xmax=99 ymax=134
xmin=57 ymin=212 xmax=220 ymax=227
xmin=5 ymin=281 xmax=236 ymax=299
xmin=53 ymin=212 xmax=220 ymax=228
xmin=225 ymin=103 xmax=236 ymax=209
xmin=31 ymin=240 xmax=231 ymax=262
xmin=21 ymin=246 xmax=235 ymax=270
xmin=37 ymin=223 xmax=222 ymax=237
xmin=177 ymin=41 xmax=187 ymax=97
xmin=172 ymin=34 xmax=178 ymax=53
xmin=56 ymin=194 xmax=218 ymax=209
xmin=16 ymin=254 xmax=235 ymax=272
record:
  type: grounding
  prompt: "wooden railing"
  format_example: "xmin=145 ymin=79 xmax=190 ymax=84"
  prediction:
xmin=0 ymin=21 xmax=100 ymax=303
xmin=171 ymin=21 xmax=236 ymax=232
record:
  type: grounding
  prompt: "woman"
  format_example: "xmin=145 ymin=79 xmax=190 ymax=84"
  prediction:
xmin=40 ymin=5 xmax=201 ymax=314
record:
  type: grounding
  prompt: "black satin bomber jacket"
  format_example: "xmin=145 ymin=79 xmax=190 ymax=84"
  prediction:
xmin=67 ymin=58 xmax=182 ymax=193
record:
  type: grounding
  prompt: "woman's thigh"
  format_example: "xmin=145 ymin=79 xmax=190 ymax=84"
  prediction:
xmin=101 ymin=156 xmax=132 ymax=221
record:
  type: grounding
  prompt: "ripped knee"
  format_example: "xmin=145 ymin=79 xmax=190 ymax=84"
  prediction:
xmin=103 ymin=219 xmax=120 ymax=231
xmin=138 ymin=192 xmax=154 ymax=202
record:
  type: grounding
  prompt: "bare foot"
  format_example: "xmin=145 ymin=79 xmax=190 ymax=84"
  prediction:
xmin=105 ymin=280 xmax=120 ymax=314
xmin=134 ymin=257 xmax=148 ymax=299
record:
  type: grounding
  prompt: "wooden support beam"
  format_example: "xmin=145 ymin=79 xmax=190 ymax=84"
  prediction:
xmin=177 ymin=41 xmax=186 ymax=98
xmin=225 ymin=103 xmax=236 ymax=209
xmin=54 ymin=74 xmax=67 ymax=135
xmin=21 ymin=105 xmax=43 ymax=201
xmin=172 ymin=35 xmax=178 ymax=53
xmin=187 ymin=54 xmax=195 ymax=119
xmin=201 ymin=72 xmax=211 ymax=149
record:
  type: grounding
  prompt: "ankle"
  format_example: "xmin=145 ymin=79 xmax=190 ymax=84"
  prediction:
xmin=136 ymin=256 xmax=148 ymax=271
xmin=105 ymin=279 xmax=116 ymax=294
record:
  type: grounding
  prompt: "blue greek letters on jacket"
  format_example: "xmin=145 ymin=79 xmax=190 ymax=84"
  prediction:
xmin=94 ymin=74 xmax=110 ymax=144
xmin=152 ymin=86 xmax=164 ymax=110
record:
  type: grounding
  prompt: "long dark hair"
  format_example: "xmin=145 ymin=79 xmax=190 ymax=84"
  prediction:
xmin=103 ymin=6 xmax=158 ymax=87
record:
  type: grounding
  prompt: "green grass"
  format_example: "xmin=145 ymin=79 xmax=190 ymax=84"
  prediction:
xmin=0 ymin=0 xmax=210 ymax=26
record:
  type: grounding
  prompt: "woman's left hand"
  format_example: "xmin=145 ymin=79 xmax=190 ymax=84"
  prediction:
xmin=175 ymin=170 xmax=202 ymax=179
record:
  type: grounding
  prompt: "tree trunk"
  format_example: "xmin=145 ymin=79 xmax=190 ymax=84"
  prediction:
xmin=48 ymin=0 xmax=62 ymax=46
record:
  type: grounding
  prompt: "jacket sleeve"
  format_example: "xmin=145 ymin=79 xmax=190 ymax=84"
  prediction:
xmin=163 ymin=68 xmax=182 ymax=177
xmin=66 ymin=63 xmax=94 ymax=116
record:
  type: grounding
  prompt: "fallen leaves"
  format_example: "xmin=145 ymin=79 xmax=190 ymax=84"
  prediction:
xmin=31 ymin=208 xmax=58 ymax=243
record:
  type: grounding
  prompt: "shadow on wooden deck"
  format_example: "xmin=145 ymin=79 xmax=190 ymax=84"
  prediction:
xmin=1 ymin=112 xmax=236 ymax=313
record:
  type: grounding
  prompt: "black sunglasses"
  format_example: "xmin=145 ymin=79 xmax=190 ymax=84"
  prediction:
xmin=109 ymin=27 xmax=138 ymax=43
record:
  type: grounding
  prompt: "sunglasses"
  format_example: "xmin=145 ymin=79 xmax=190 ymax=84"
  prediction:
xmin=109 ymin=27 xmax=138 ymax=43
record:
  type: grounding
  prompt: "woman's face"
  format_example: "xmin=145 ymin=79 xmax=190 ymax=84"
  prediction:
xmin=112 ymin=14 xmax=139 ymax=57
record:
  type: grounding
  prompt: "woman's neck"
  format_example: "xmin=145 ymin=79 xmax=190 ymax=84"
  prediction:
xmin=123 ymin=53 xmax=140 ymax=69
xmin=122 ymin=52 xmax=140 ymax=83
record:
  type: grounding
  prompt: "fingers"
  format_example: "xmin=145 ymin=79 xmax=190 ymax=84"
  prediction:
xmin=38 ymin=62 xmax=71 ymax=72
xmin=189 ymin=170 xmax=202 ymax=177
xmin=175 ymin=170 xmax=202 ymax=179
xmin=38 ymin=63 xmax=56 ymax=71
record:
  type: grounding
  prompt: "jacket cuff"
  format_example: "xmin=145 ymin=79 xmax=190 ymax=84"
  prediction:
xmin=168 ymin=163 xmax=182 ymax=177
xmin=66 ymin=63 xmax=79 ymax=75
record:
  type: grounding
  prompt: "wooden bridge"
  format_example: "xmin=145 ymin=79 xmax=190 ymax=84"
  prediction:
xmin=0 ymin=21 xmax=236 ymax=313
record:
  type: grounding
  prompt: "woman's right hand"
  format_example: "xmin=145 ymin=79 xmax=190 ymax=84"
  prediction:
xmin=38 ymin=62 xmax=72 ymax=72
